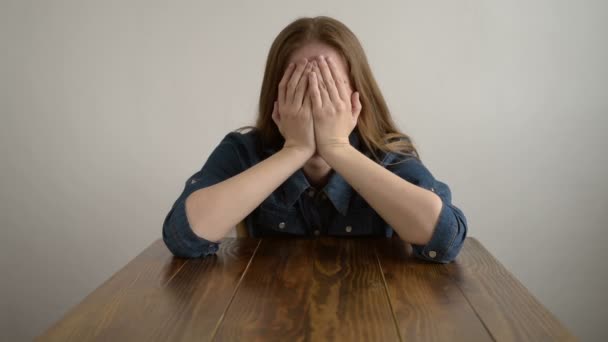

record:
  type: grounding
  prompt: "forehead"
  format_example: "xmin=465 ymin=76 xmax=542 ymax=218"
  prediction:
xmin=288 ymin=41 xmax=348 ymax=71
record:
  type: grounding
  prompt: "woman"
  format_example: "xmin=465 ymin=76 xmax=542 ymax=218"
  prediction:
xmin=162 ymin=16 xmax=468 ymax=264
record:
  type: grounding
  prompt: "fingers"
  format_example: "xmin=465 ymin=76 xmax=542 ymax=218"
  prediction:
xmin=311 ymin=61 xmax=331 ymax=106
xmin=302 ymin=86 xmax=312 ymax=113
xmin=278 ymin=63 xmax=295 ymax=105
xmin=351 ymin=91 xmax=362 ymax=120
xmin=294 ymin=62 xmax=312 ymax=106
xmin=286 ymin=58 xmax=309 ymax=105
xmin=317 ymin=56 xmax=341 ymax=103
xmin=271 ymin=100 xmax=279 ymax=125
xmin=308 ymin=71 xmax=322 ymax=110
xmin=325 ymin=56 xmax=350 ymax=102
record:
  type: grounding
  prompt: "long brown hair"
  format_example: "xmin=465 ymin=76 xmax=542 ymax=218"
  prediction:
xmin=238 ymin=15 xmax=420 ymax=163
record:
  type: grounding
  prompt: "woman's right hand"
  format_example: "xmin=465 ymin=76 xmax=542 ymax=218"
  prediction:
xmin=272 ymin=58 xmax=315 ymax=156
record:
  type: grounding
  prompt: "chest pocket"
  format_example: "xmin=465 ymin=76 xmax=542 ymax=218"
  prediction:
xmin=254 ymin=203 xmax=307 ymax=236
xmin=328 ymin=204 xmax=375 ymax=236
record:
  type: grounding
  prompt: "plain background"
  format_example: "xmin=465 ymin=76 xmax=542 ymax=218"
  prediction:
xmin=1 ymin=0 xmax=606 ymax=340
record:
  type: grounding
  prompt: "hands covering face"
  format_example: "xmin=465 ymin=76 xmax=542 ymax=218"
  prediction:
xmin=307 ymin=55 xmax=362 ymax=153
xmin=272 ymin=56 xmax=362 ymax=157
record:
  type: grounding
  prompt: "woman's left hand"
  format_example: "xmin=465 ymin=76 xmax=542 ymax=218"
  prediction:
xmin=307 ymin=55 xmax=362 ymax=158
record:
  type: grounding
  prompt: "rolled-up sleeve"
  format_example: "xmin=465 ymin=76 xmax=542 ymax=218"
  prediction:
xmin=386 ymin=155 xmax=468 ymax=264
xmin=162 ymin=132 xmax=244 ymax=258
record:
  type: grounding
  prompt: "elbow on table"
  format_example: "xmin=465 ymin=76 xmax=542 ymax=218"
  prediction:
xmin=162 ymin=200 xmax=220 ymax=259
xmin=162 ymin=226 xmax=219 ymax=259
xmin=411 ymin=202 xmax=468 ymax=264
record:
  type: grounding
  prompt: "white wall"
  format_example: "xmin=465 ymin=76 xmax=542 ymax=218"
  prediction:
xmin=1 ymin=1 xmax=606 ymax=340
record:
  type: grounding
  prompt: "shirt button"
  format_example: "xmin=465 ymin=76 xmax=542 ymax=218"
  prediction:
xmin=428 ymin=250 xmax=437 ymax=258
xmin=345 ymin=225 xmax=352 ymax=233
xmin=307 ymin=189 xmax=316 ymax=197
xmin=278 ymin=222 xmax=286 ymax=229
xmin=430 ymin=187 xmax=435 ymax=192
xmin=314 ymin=229 xmax=320 ymax=236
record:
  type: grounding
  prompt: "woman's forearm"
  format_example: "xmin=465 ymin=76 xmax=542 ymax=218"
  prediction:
xmin=321 ymin=145 xmax=443 ymax=245
xmin=185 ymin=146 xmax=312 ymax=242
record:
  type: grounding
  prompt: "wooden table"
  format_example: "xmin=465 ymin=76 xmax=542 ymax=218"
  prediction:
xmin=39 ymin=237 xmax=576 ymax=341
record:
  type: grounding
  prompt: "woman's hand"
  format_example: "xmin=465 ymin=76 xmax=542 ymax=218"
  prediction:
xmin=272 ymin=58 xmax=315 ymax=156
xmin=307 ymin=55 xmax=362 ymax=158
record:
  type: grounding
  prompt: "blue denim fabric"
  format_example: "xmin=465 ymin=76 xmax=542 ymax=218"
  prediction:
xmin=162 ymin=129 xmax=468 ymax=263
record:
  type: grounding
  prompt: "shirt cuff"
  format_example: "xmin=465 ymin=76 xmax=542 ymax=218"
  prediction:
xmin=411 ymin=199 xmax=463 ymax=263
xmin=162 ymin=197 xmax=220 ymax=258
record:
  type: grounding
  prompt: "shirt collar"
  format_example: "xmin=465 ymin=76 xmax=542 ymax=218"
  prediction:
xmin=279 ymin=130 xmax=361 ymax=216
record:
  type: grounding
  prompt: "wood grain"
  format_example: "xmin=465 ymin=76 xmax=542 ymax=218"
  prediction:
xmin=213 ymin=237 xmax=400 ymax=341
xmin=38 ymin=236 xmax=576 ymax=341
xmin=442 ymin=237 xmax=577 ymax=341
xmin=374 ymin=237 xmax=493 ymax=341
xmin=38 ymin=238 xmax=260 ymax=341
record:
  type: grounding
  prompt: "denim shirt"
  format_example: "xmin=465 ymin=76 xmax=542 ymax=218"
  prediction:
xmin=162 ymin=129 xmax=468 ymax=264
